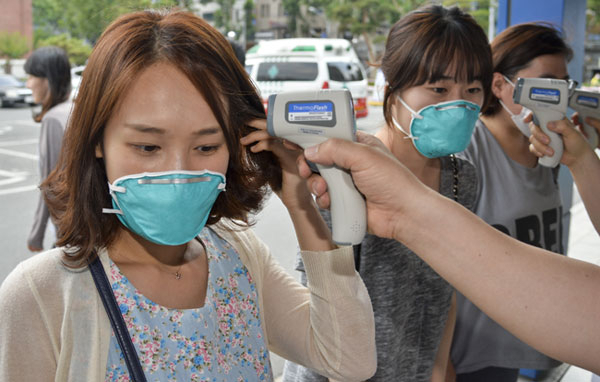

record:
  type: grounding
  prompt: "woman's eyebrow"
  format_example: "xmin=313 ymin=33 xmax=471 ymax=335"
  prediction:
xmin=124 ymin=123 xmax=221 ymax=136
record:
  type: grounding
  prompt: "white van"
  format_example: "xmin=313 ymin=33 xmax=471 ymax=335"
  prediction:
xmin=245 ymin=38 xmax=369 ymax=118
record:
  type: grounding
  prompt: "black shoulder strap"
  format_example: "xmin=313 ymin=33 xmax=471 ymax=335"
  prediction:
xmin=353 ymin=243 xmax=361 ymax=272
xmin=89 ymin=255 xmax=148 ymax=382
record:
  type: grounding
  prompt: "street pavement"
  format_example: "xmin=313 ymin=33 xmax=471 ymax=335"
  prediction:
xmin=0 ymin=104 xmax=597 ymax=380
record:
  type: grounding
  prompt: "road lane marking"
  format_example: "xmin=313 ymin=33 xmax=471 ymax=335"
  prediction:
xmin=0 ymin=169 xmax=30 ymax=186
xmin=0 ymin=169 xmax=29 ymax=176
xmin=0 ymin=175 xmax=27 ymax=186
xmin=0 ymin=184 xmax=38 ymax=196
xmin=0 ymin=126 xmax=13 ymax=135
xmin=0 ymin=148 xmax=39 ymax=160
xmin=0 ymin=138 xmax=38 ymax=147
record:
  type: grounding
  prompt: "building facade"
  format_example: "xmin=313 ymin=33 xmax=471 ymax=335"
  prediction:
xmin=0 ymin=0 xmax=33 ymax=44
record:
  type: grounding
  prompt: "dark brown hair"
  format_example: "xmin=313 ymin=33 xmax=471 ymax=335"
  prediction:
xmin=43 ymin=9 xmax=281 ymax=265
xmin=482 ymin=22 xmax=573 ymax=116
xmin=381 ymin=5 xmax=492 ymax=127
xmin=24 ymin=46 xmax=71 ymax=122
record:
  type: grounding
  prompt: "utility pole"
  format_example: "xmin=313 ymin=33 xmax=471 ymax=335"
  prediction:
xmin=488 ymin=0 xmax=496 ymax=41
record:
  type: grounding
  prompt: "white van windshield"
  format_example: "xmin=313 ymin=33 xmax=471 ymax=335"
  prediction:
xmin=257 ymin=62 xmax=318 ymax=81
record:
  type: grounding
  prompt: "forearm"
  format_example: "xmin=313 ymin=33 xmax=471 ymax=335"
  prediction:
xmin=262 ymin=247 xmax=376 ymax=381
xmin=396 ymin=189 xmax=600 ymax=373
xmin=569 ymin=149 xmax=600 ymax=233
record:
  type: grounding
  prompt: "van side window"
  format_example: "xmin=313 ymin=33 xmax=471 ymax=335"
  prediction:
xmin=327 ymin=62 xmax=364 ymax=82
xmin=257 ymin=62 xmax=319 ymax=81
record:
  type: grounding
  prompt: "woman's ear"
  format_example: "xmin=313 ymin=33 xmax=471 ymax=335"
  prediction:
xmin=491 ymin=72 xmax=509 ymax=99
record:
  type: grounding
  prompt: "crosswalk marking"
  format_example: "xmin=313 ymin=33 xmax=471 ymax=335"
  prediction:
xmin=0 ymin=138 xmax=38 ymax=147
xmin=0 ymin=184 xmax=38 ymax=196
xmin=0 ymin=147 xmax=39 ymax=160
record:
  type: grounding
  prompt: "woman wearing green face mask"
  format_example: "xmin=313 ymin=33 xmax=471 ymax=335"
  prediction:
xmin=282 ymin=5 xmax=492 ymax=382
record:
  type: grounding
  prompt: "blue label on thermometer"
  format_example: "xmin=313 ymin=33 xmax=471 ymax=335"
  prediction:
xmin=530 ymin=87 xmax=560 ymax=103
xmin=287 ymin=101 xmax=334 ymax=122
xmin=576 ymin=95 xmax=599 ymax=108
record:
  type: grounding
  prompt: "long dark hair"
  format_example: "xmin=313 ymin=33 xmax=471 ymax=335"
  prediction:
xmin=43 ymin=10 xmax=281 ymax=266
xmin=24 ymin=46 xmax=71 ymax=122
xmin=482 ymin=23 xmax=573 ymax=116
xmin=381 ymin=5 xmax=493 ymax=128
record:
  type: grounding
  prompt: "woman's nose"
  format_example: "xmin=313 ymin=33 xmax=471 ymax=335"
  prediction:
xmin=169 ymin=151 xmax=191 ymax=171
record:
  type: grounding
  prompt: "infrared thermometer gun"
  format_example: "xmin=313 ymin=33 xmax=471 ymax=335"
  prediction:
xmin=267 ymin=89 xmax=366 ymax=246
xmin=514 ymin=78 xmax=569 ymax=167
xmin=569 ymin=89 xmax=600 ymax=149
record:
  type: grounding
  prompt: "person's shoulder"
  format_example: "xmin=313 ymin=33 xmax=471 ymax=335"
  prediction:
xmin=42 ymin=100 xmax=73 ymax=126
xmin=210 ymin=218 xmax=252 ymax=240
xmin=209 ymin=219 xmax=264 ymax=254
xmin=0 ymin=248 xmax=67 ymax=302
xmin=208 ymin=219 xmax=267 ymax=269
xmin=458 ymin=120 xmax=493 ymax=164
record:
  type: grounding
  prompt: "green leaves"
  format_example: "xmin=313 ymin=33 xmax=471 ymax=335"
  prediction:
xmin=0 ymin=32 xmax=29 ymax=59
xmin=36 ymin=34 xmax=92 ymax=66
xmin=33 ymin=0 xmax=188 ymax=44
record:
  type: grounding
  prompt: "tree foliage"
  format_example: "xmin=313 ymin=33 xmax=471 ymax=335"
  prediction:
xmin=588 ymin=0 xmax=600 ymax=36
xmin=212 ymin=0 xmax=236 ymax=30
xmin=244 ymin=0 xmax=256 ymax=43
xmin=281 ymin=0 xmax=303 ymax=37
xmin=36 ymin=34 xmax=92 ymax=66
xmin=0 ymin=32 xmax=30 ymax=59
xmin=0 ymin=32 xmax=30 ymax=74
xmin=442 ymin=0 xmax=490 ymax=37
xmin=33 ymin=0 xmax=191 ymax=45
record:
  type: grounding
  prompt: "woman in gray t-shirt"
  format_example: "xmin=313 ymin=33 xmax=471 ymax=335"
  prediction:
xmin=283 ymin=5 xmax=492 ymax=381
xmin=451 ymin=23 xmax=573 ymax=382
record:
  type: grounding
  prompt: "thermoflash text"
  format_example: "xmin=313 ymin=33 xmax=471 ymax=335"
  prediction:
xmin=266 ymin=89 xmax=366 ymax=246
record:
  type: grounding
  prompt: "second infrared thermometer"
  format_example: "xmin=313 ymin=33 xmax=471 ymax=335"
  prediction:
xmin=514 ymin=78 xmax=569 ymax=168
xmin=266 ymin=89 xmax=366 ymax=245
xmin=569 ymin=89 xmax=600 ymax=149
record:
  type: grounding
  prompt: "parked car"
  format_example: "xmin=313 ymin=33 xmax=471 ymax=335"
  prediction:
xmin=246 ymin=38 xmax=369 ymax=118
xmin=0 ymin=74 xmax=33 ymax=107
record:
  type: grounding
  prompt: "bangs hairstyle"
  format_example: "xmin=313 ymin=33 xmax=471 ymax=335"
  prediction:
xmin=381 ymin=5 xmax=492 ymax=127
xmin=24 ymin=46 xmax=71 ymax=122
xmin=43 ymin=9 xmax=281 ymax=266
xmin=483 ymin=22 xmax=573 ymax=116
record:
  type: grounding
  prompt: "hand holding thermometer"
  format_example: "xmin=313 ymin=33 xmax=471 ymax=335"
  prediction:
xmin=568 ymin=89 xmax=600 ymax=149
xmin=266 ymin=89 xmax=366 ymax=245
xmin=513 ymin=78 xmax=569 ymax=167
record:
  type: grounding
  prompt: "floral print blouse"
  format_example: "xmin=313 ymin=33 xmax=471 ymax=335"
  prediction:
xmin=105 ymin=228 xmax=273 ymax=381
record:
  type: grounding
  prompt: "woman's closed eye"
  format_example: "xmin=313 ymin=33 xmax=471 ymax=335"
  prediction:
xmin=196 ymin=144 xmax=221 ymax=154
xmin=132 ymin=144 xmax=160 ymax=154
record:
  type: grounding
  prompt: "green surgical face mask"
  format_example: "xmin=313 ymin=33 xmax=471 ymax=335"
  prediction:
xmin=392 ymin=97 xmax=480 ymax=158
xmin=103 ymin=170 xmax=226 ymax=246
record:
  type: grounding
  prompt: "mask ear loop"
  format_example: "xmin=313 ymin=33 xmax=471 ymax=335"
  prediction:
xmin=393 ymin=96 xmax=421 ymax=140
xmin=102 ymin=182 xmax=126 ymax=215
xmin=503 ymin=75 xmax=515 ymax=87
xmin=498 ymin=99 xmax=517 ymax=117
xmin=500 ymin=75 xmax=530 ymax=118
